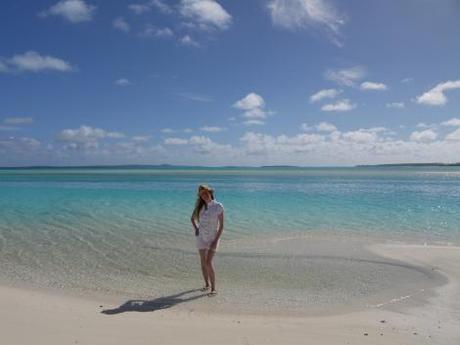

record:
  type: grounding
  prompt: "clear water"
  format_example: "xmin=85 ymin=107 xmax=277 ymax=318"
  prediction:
xmin=0 ymin=166 xmax=458 ymax=312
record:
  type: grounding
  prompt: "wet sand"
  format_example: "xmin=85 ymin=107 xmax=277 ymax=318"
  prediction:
xmin=1 ymin=243 xmax=459 ymax=345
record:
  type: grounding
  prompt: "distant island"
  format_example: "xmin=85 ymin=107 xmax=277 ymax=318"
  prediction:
xmin=1 ymin=163 xmax=460 ymax=169
xmin=357 ymin=163 xmax=460 ymax=167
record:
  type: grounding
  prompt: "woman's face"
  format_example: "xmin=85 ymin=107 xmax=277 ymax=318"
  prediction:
xmin=199 ymin=189 xmax=212 ymax=203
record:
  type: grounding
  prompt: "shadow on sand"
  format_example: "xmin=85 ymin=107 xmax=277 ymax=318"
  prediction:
xmin=101 ymin=289 xmax=207 ymax=315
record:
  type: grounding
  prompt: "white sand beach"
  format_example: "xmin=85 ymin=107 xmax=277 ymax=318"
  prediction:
xmin=1 ymin=243 xmax=459 ymax=345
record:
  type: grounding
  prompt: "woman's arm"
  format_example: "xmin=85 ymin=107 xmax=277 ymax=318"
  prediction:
xmin=191 ymin=216 xmax=199 ymax=236
xmin=211 ymin=212 xmax=224 ymax=248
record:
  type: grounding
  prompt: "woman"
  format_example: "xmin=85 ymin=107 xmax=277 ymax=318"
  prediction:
xmin=190 ymin=184 xmax=224 ymax=297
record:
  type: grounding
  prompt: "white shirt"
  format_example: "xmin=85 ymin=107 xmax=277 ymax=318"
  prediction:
xmin=198 ymin=200 xmax=224 ymax=241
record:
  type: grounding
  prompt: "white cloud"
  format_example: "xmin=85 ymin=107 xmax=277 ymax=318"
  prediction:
xmin=321 ymin=99 xmax=356 ymax=112
xmin=115 ymin=78 xmax=132 ymax=86
xmin=179 ymin=0 xmax=232 ymax=31
xmin=233 ymin=93 xmax=268 ymax=124
xmin=277 ymin=133 xmax=324 ymax=146
xmin=142 ymin=25 xmax=174 ymax=38
xmin=240 ymin=131 xmax=325 ymax=155
xmin=410 ymin=129 xmax=437 ymax=143
xmin=129 ymin=0 xmax=172 ymax=15
xmin=234 ymin=93 xmax=265 ymax=111
xmin=128 ymin=4 xmax=151 ymax=14
xmin=416 ymin=80 xmax=460 ymax=106
xmin=0 ymin=137 xmax=41 ymax=154
xmin=342 ymin=130 xmax=377 ymax=144
xmin=244 ymin=120 xmax=265 ymax=126
xmin=267 ymin=0 xmax=345 ymax=46
xmin=445 ymin=128 xmax=460 ymax=142
xmin=360 ymin=81 xmax=387 ymax=91
xmin=324 ymin=66 xmax=366 ymax=86
xmin=150 ymin=0 xmax=172 ymax=14
xmin=58 ymin=126 xmax=125 ymax=150
xmin=300 ymin=123 xmax=313 ymax=131
xmin=164 ymin=137 xmax=188 ymax=145
xmin=40 ymin=0 xmax=97 ymax=23
xmin=156 ymin=27 xmax=174 ymax=38
xmin=3 ymin=117 xmax=34 ymax=125
xmin=200 ymin=126 xmax=225 ymax=132
xmin=401 ymin=78 xmax=413 ymax=83
xmin=3 ymin=51 xmax=73 ymax=73
xmin=386 ymin=102 xmax=405 ymax=109
xmin=161 ymin=128 xmax=174 ymax=133
xmin=309 ymin=88 xmax=340 ymax=103
xmin=315 ymin=122 xmax=337 ymax=132
xmin=180 ymin=35 xmax=199 ymax=46
xmin=441 ymin=118 xmax=460 ymax=127
xmin=113 ymin=17 xmax=130 ymax=32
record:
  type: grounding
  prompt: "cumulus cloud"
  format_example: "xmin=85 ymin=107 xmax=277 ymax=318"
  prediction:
xmin=441 ymin=118 xmax=460 ymax=127
xmin=150 ymin=0 xmax=172 ymax=13
xmin=360 ymin=81 xmax=387 ymax=91
xmin=386 ymin=102 xmax=405 ymax=109
xmin=57 ymin=126 xmax=125 ymax=150
xmin=321 ymin=99 xmax=356 ymax=112
xmin=115 ymin=78 xmax=132 ymax=86
xmin=233 ymin=93 xmax=269 ymax=125
xmin=410 ymin=129 xmax=437 ymax=143
xmin=200 ymin=126 xmax=225 ymax=132
xmin=164 ymin=137 xmax=188 ymax=145
xmin=240 ymin=131 xmax=324 ymax=155
xmin=1 ymin=51 xmax=74 ymax=73
xmin=40 ymin=0 xmax=97 ymax=23
xmin=128 ymin=3 xmax=151 ymax=14
xmin=128 ymin=1 xmax=174 ymax=15
xmin=179 ymin=0 xmax=232 ymax=31
xmin=416 ymin=80 xmax=460 ymax=106
xmin=445 ymin=128 xmax=460 ymax=142
xmin=234 ymin=93 xmax=265 ymax=111
xmin=324 ymin=66 xmax=366 ymax=86
xmin=244 ymin=120 xmax=265 ymax=126
xmin=310 ymin=88 xmax=340 ymax=103
xmin=267 ymin=0 xmax=345 ymax=46
xmin=0 ymin=137 xmax=41 ymax=155
xmin=342 ymin=129 xmax=378 ymax=143
xmin=142 ymin=25 xmax=174 ymax=38
xmin=315 ymin=122 xmax=337 ymax=132
xmin=113 ymin=17 xmax=130 ymax=32
xmin=180 ymin=35 xmax=199 ymax=46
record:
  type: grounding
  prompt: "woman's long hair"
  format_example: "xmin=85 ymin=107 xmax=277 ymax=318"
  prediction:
xmin=192 ymin=184 xmax=214 ymax=221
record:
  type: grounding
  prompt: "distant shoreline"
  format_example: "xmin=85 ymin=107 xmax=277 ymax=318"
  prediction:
xmin=1 ymin=163 xmax=459 ymax=170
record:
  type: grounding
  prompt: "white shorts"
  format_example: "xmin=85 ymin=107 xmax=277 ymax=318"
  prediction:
xmin=196 ymin=235 xmax=220 ymax=251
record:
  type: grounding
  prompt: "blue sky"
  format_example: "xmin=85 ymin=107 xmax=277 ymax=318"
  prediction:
xmin=1 ymin=0 xmax=460 ymax=166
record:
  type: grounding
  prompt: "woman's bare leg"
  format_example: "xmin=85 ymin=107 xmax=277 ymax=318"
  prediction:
xmin=199 ymin=249 xmax=210 ymax=288
xmin=206 ymin=249 xmax=217 ymax=293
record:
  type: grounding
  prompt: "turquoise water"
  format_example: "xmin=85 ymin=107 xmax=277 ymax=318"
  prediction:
xmin=0 ymin=166 xmax=458 ymax=311
xmin=1 ymin=166 xmax=459 ymax=241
